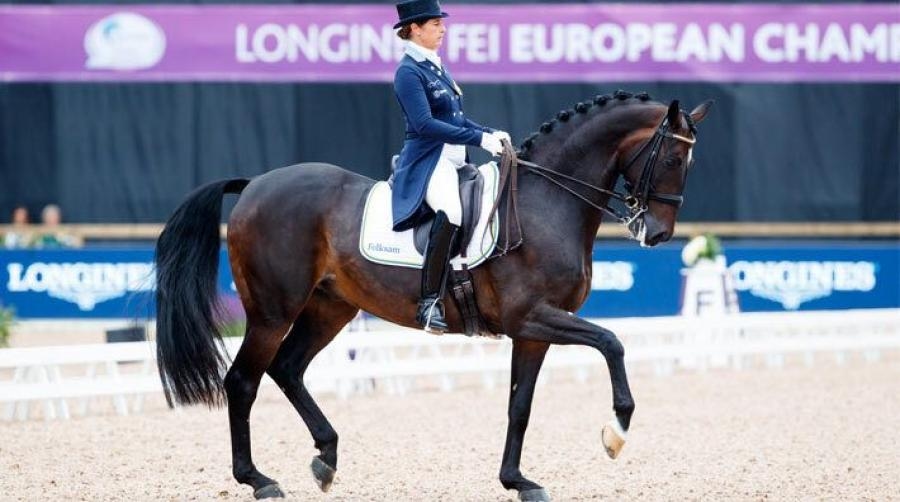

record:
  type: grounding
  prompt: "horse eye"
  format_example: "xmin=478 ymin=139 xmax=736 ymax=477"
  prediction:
xmin=664 ymin=157 xmax=681 ymax=169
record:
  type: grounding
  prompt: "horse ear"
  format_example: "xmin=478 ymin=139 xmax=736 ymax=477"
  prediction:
xmin=689 ymin=100 xmax=714 ymax=125
xmin=667 ymin=100 xmax=680 ymax=125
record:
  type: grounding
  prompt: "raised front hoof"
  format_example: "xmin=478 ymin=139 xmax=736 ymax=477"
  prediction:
xmin=601 ymin=419 xmax=627 ymax=459
xmin=310 ymin=457 xmax=336 ymax=492
xmin=519 ymin=488 xmax=551 ymax=501
xmin=253 ymin=484 xmax=285 ymax=499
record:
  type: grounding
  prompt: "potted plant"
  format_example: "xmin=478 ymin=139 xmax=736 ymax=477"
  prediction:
xmin=679 ymin=233 xmax=739 ymax=316
xmin=681 ymin=232 xmax=724 ymax=267
xmin=0 ymin=304 xmax=14 ymax=348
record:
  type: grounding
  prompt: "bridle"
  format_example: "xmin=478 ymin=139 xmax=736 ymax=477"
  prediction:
xmin=514 ymin=114 xmax=696 ymax=227
xmin=487 ymin=112 xmax=696 ymax=256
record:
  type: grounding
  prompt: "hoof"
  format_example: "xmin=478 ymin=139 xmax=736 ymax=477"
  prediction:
xmin=253 ymin=484 xmax=284 ymax=499
xmin=601 ymin=419 xmax=627 ymax=459
xmin=310 ymin=456 xmax=336 ymax=492
xmin=519 ymin=488 xmax=551 ymax=501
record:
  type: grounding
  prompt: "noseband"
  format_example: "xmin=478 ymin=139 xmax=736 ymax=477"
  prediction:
xmin=515 ymin=115 xmax=696 ymax=226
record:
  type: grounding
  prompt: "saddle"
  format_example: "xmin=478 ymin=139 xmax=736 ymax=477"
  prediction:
xmin=388 ymin=157 xmax=484 ymax=258
xmin=386 ymin=157 xmax=497 ymax=338
xmin=374 ymin=145 xmax=523 ymax=338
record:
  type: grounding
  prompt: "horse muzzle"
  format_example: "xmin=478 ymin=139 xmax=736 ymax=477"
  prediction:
xmin=630 ymin=213 xmax=672 ymax=247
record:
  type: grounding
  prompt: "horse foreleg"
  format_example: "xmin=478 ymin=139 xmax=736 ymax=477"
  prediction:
xmin=499 ymin=338 xmax=551 ymax=502
xmin=266 ymin=291 xmax=358 ymax=493
xmin=516 ymin=303 xmax=635 ymax=458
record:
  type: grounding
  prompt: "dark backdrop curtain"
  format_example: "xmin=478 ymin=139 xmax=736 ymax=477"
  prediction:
xmin=1 ymin=0 xmax=898 ymax=223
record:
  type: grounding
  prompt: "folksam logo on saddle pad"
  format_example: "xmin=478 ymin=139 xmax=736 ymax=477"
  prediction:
xmin=728 ymin=260 xmax=877 ymax=310
xmin=367 ymin=243 xmax=401 ymax=255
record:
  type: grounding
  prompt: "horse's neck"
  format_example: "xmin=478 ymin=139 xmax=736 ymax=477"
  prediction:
xmin=517 ymin=124 xmax=623 ymax=245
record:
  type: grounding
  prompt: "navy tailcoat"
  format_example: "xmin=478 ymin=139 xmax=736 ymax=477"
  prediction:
xmin=391 ymin=51 xmax=491 ymax=231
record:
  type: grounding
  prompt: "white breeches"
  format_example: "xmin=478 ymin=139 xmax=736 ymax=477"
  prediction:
xmin=424 ymin=144 xmax=465 ymax=226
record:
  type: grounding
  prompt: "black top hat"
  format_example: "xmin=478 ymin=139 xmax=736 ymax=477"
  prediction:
xmin=394 ymin=0 xmax=449 ymax=29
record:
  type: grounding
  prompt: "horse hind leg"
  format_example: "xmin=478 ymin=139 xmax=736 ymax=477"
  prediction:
xmin=223 ymin=314 xmax=295 ymax=499
xmin=266 ymin=288 xmax=359 ymax=493
xmin=223 ymin=203 xmax=337 ymax=498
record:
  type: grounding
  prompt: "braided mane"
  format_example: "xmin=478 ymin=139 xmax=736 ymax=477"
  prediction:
xmin=518 ymin=90 xmax=654 ymax=159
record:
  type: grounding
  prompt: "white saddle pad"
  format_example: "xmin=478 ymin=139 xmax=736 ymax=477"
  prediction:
xmin=359 ymin=162 xmax=500 ymax=269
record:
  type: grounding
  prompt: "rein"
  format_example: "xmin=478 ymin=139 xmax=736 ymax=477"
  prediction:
xmin=515 ymin=157 xmax=631 ymax=224
xmin=484 ymin=140 xmax=524 ymax=256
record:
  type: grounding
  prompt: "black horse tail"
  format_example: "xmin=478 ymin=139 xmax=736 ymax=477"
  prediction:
xmin=155 ymin=178 xmax=250 ymax=407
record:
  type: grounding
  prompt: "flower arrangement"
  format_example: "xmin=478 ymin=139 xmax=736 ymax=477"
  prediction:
xmin=681 ymin=233 xmax=723 ymax=267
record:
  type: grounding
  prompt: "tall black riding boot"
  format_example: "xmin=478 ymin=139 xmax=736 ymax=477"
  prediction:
xmin=416 ymin=211 xmax=459 ymax=334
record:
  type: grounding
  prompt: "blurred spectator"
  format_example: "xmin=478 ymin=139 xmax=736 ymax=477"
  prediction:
xmin=32 ymin=204 xmax=82 ymax=248
xmin=3 ymin=205 xmax=33 ymax=249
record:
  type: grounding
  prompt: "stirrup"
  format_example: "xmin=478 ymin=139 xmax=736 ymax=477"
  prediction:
xmin=417 ymin=297 xmax=447 ymax=334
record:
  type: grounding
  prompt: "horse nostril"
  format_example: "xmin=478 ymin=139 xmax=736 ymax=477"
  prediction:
xmin=646 ymin=229 xmax=670 ymax=246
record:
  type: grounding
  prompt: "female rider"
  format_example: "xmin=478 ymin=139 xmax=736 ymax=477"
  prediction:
xmin=391 ymin=0 xmax=509 ymax=333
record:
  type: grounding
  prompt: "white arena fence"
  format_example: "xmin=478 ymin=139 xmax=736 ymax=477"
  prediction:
xmin=1 ymin=309 xmax=898 ymax=421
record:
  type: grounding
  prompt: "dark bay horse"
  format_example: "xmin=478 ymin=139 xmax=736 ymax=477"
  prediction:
xmin=155 ymin=91 xmax=711 ymax=501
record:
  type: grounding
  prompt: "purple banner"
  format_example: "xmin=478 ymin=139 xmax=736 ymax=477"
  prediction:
xmin=1 ymin=4 xmax=898 ymax=83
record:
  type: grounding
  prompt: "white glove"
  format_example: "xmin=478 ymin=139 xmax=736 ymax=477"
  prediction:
xmin=480 ymin=131 xmax=503 ymax=156
xmin=493 ymin=130 xmax=512 ymax=145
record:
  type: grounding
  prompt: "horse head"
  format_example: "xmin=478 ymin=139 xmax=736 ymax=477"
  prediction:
xmin=616 ymin=99 xmax=712 ymax=246
xmin=516 ymin=93 xmax=712 ymax=248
